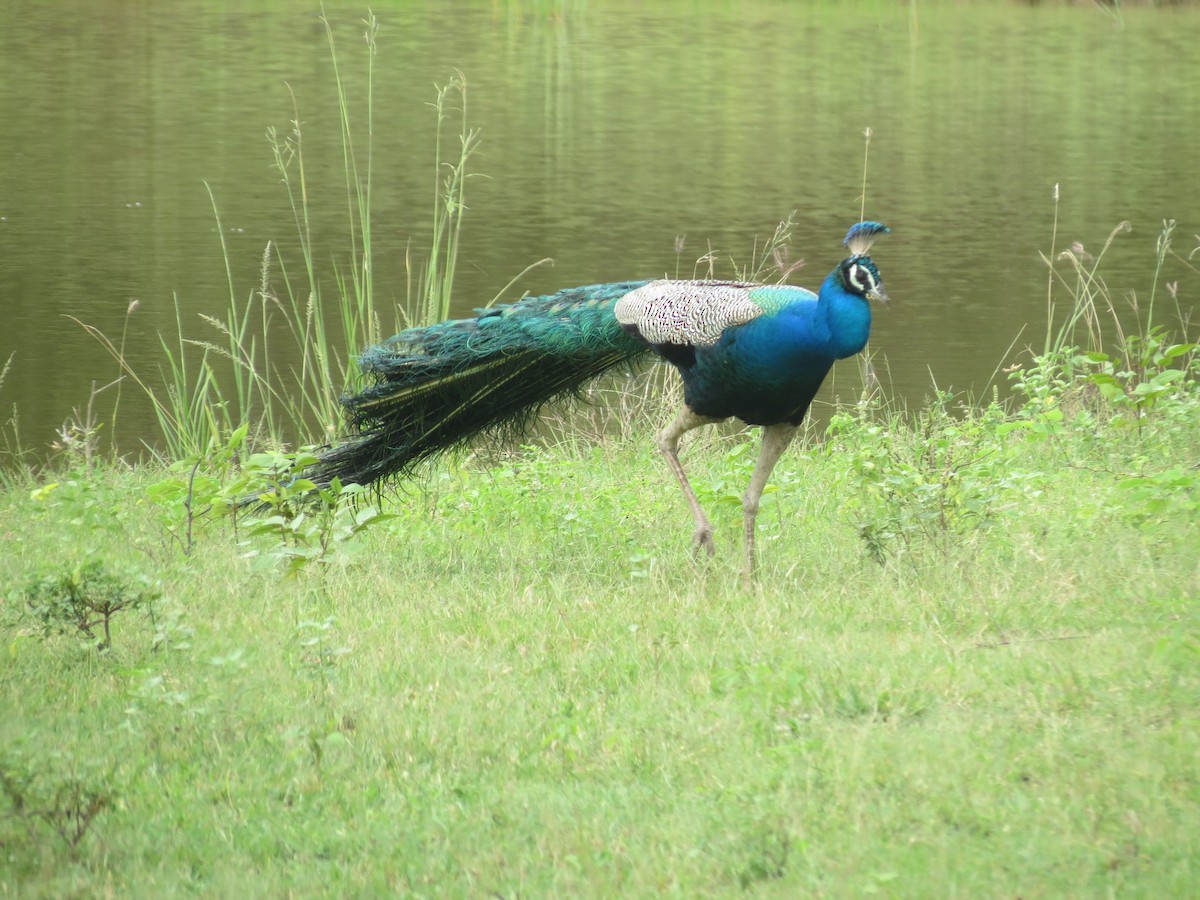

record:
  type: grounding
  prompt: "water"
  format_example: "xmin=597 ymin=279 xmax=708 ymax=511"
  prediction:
xmin=1 ymin=0 xmax=1197 ymax=456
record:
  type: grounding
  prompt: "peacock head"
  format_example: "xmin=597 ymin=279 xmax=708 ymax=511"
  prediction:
xmin=838 ymin=221 xmax=890 ymax=304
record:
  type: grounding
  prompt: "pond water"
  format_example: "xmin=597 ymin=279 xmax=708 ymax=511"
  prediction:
xmin=1 ymin=0 xmax=1197 ymax=456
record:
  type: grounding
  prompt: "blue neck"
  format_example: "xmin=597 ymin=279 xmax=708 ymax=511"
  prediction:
xmin=818 ymin=270 xmax=872 ymax=359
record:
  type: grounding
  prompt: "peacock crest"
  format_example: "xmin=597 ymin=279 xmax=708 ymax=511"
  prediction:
xmin=843 ymin=220 xmax=890 ymax=257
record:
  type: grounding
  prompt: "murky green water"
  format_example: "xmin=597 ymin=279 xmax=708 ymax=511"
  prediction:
xmin=1 ymin=0 xmax=1197 ymax=453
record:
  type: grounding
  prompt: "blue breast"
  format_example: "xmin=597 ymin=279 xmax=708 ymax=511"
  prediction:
xmin=676 ymin=278 xmax=872 ymax=426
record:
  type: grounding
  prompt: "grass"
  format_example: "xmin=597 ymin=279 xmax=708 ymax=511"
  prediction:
xmin=73 ymin=13 xmax=490 ymax=463
xmin=1 ymin=349 xmax=1198 ymax=895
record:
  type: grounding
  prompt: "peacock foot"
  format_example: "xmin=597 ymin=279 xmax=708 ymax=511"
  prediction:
xmin=691 ymin=525 xmax=716 ymax=559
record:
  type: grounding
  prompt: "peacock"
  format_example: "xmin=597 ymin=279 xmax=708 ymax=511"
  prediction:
xmin=306 ymin=221 xmax=890 ymax=579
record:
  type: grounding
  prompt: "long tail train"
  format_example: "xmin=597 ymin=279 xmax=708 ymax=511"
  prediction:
xmin=304 ymin=280 xmax=653 ymax=488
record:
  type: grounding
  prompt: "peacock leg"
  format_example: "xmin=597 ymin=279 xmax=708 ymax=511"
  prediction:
xmin=657 ymin=406 xmax=721 ymax=558
xmin=742 ymin=423 xmax=799 ymax=583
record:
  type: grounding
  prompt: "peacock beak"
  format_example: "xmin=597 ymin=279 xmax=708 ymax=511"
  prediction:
xmin=868 ymin=283 xmax=890 ymax=305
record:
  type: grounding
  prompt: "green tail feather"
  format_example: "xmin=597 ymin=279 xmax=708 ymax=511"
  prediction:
xmin=307 ymin=280 xmax=652 ymax=487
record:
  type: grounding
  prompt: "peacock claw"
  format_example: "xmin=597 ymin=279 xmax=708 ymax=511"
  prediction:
xmin=692 ymin=527 xmax=716 ymax=559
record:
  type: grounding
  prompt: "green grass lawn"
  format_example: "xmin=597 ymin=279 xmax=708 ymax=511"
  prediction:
xmin=1 ymin=380 xmax=1198 ymax=897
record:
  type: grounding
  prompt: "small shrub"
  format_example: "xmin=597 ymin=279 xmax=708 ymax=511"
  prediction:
xmin=238 ymin=450 xmax=395 ymax=574
xmin=831 ymin=395 xmax=1029 ymax=564
xmin=144 ymin=424 xmax=249 ymax=555
xmin=0 ymin=754 xmax=112 ymax=859
xmin=1117 ymin=466 xmax=1200 ymax=526
xmin=22 ymin=560 xmax=160 ymax=650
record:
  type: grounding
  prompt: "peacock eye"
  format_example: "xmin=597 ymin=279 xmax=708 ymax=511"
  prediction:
xmin=847 ymin=264 xmax=863 ymax=292
xmin=847 ymin=262 xmax=877 ymax=295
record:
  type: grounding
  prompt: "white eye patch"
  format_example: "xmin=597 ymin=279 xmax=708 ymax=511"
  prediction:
xmin=847 ymin=262 xmax=878 ymax=295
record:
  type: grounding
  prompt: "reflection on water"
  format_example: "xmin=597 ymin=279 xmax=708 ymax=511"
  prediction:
xmin=0 ymin=1 xmax=1196 ymax=454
